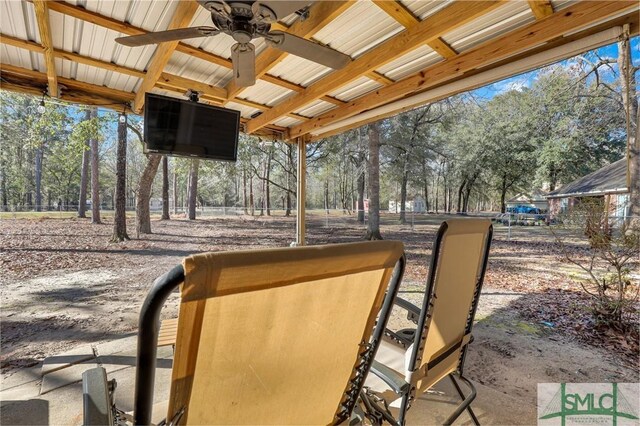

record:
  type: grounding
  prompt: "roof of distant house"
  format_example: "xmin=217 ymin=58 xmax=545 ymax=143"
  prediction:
xmin=546 ymin=159 xmax=629 ymax=199
xmin=507 ymin=190 xmax=548 ymax=203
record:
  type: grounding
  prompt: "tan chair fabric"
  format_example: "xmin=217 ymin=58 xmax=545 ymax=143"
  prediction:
xmin=365 ymin=219 xmax=491 ymax=403
xmin=415 ymin=219 xmax=490 ymax=390
xmin=167 ymin=241 xmax=404 ymax=425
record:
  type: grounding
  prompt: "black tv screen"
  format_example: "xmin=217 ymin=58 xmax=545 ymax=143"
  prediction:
xmin=144 ymin=93 xmax=240 ymax=161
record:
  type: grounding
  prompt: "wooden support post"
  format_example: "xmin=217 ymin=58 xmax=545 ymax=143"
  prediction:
xmin=296 ymin=136 xmax=307 ymax=246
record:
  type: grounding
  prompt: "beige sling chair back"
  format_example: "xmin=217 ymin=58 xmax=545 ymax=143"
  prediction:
xmin=361 ymin=219 xmax=492 ymax=426
xmin=82 ymin=241 xmax=405 ymax=425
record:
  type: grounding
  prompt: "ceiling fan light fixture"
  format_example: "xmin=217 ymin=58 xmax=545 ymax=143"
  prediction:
xmin=231 ymin=42 xmax=256 ymax=87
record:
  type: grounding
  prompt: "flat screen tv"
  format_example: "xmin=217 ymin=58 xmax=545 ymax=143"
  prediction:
xmin=144 ymin=93 xmax=240 ymax=161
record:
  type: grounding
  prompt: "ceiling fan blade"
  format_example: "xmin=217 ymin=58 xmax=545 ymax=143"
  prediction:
xmin=115 ymin=27 xmax=219 ymax=47
xmin=231 ymin=43 xmax=256 ymax=87
xmin=266 ymin=31 xmax=351 ymax=69
xmin=258 ymin=1 xmax=313 ymax=20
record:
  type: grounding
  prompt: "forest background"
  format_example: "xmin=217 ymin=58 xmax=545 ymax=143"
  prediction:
xmin=1 ymin=39 xmax=638 ymax=236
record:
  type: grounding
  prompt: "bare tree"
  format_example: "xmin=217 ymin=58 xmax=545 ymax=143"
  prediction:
xmin=77 ymin=109 xmax=91 ymax=218
xmin=90 ymin=108 xmax=101 ymax=224
xmin=111 ymin=114 xmax=129 ymax=242
xmin=366 ymin=122 xmax=382 ymax=240
xmin=618 ymin=35 xmax=639 ymax=224
xmin=136 ymin=154 xmax=161 ymax=234
xmin=161 ymin=156 xmax=170 ymax=220
xmin=173 ymin=168 xmax=178 ymax=215
xmin=188 ymin=158 xmax=199 ymax=220
xmin=551 ymin=199 xmax=639 ymax=331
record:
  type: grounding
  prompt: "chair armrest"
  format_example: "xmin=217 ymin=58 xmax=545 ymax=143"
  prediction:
xmin=369 ymin=360 xmax=410 ymax=396
xmin=82 ymin=367 xmax=114 ymax=426
xmin=394 ymin=296 xmax=420 ymax=323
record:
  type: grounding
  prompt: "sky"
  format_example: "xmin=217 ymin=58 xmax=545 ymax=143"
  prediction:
xmin=471 ymin=36 xmax=639 ymax=100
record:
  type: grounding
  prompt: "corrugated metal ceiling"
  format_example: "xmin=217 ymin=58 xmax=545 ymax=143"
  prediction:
xmin=376 ymin=44 xmax=442 ymax=81
xmin=442 ymin=2 xmax=535 ymax=53
xmin=402 ymin=0 xmax=452 ymax=20
xmin=312 ymin=1 xmax=403 ymax=58
xmin=328 ymin=75 xmax=382 ymax=101
xmin=0 ymin=0 xmax=634 ymax=137
xmin=240 ymin=79 xmax=294 ymax=107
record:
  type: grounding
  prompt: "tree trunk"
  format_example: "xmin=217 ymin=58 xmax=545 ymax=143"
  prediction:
xmin=500 ymin=174 xmax=508 ymax=213
xmin=34 ymin=144 xmax=43 ymax=212
xmin=366 ymin=122 xmax=383 ymax=240
xmin=619 ymin=36 xmax=639 ymax=224
xmin=172 ymin=168 xmax=178 ymax=215
xmin=632 ymin=100 xmax=640 ymax=224
xmin=324 ymin=179 xmax=330 ymax=214
xmin=285 ymin=144 xmax=293 ymax=217
xmin=357 ymin=166 xmax=365 ymax=223
xmin=265 ymin=148 xmax=272 ymax=215
xmin=78 ymin=109 xmax=92 ymax=218
xmin=249 ymin=173 xmax=255 ymax=216
xmin=136 ymin=154 xmax=162 ymax=234
xmin=161 ymin=156 xmax=170 ymax=220
xmin=435 ymin=163 xmax=442 ymax=214
xmin=399 ymin=168 xmax=408 ymax=224
xmin=242 ymin=168 xmax=248 ymax=214
xmin=188 ymin=159 xmax=199 ymax=220
xmin=0 ymin=154 xmax=7 ymax=211
xmin=90 ymin=108 xmax=101 ymax=224
xmin=548 ymin=163 xmax=557 ymax=192
xmin=456 ymin=178 xmax=466 ymax=213
xmin=422 ymin=160 xmax=430 ymax=212
xmin=111 ymin=114 xmax=129 ymax=241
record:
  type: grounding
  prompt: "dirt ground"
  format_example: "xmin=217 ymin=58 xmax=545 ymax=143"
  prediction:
xmin=1 ymin=212 xmax=638 ymax=406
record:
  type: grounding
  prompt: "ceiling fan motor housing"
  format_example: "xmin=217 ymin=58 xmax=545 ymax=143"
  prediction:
xmin=201 ymin=1 xmax=274 ymax=43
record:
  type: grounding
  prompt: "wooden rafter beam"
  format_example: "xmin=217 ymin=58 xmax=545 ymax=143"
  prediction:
xmin=1 ymin=63 xmax=133 ymax=102
xmin=0 ymin=34 xmax=227 ymax=103
xmin=45 ymin=1 xmax=233 ymax=69
xmin=308 ymin=11 xmax=639 ymax=141
xmin=258 ymin=73 xmax=345 ymax=105
xmin=372 ymin=0 xmax=458 ymax=59
xmin=0 ymin=65 xmax=286 ymax=138
xmin=157 ymin=73 xmax=226 ymax=101
xmin=32 ymin=0 xmax=57 ymax=97
xmin=133 ymin=1 xmax=199 ymax=113
xmin=245 ymin=0 xmax=503 ymax=133
xmin=1 ymin=33 xmax=146 ymax=78
xmin=289 ymin=1 xmax=638 ymax=140
xmin=528 ymin=0 xmax=554 ymax=19
xmin=225 ymin=1 xmax=354 ymax=101
xmin=43 ymin=1 xmax=343 ymax=107
xmin=1 ymin=63 xmax=134 ymax=106
xmin=0 ymin=33 xmax=308 ymax=121
xmin=427 ymin=37 xmax=458 ymax=59
xmin=230 ymin=97 xmax=309 ymax=122
xmin=367 ymin=71 xmax=395 ymax=86
xmin=0 ymin=62 xmax=292 ymax=139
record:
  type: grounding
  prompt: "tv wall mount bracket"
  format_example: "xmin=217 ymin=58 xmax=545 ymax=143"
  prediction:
xmin=185 ymin=89 xmax=200 ymax=103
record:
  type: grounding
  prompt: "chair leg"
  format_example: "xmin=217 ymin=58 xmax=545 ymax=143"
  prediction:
xmin=444 ymin=374 xmax=479 ymax=426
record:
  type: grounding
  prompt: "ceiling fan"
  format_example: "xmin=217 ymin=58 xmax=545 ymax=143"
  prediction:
xmin=115 ymin=1 xmax=351 ymax=87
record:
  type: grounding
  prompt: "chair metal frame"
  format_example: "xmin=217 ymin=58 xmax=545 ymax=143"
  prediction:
xmin=363 ymin=221 xmax=493 ymax=426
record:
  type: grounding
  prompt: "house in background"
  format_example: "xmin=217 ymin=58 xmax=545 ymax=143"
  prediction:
xmin=149 ymin=198 xmax=163 ymax=210
xmin=546 ymin=159 xmax=630 ymax=221
xmin=388 ymin=196 xmax=426 ymax=214
xmin=506 ymin=190 xmax=549 ymax=212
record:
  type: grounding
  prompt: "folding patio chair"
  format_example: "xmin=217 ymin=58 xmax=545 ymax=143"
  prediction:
xmin=361 ymin=219 xmax=492 ymax=426
xmin=82 ymin=240 xmax=405 ymax=425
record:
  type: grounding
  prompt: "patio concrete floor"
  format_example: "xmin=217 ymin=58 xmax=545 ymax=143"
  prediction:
xmin=0 ymin=334 xmax=536 ymax=425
